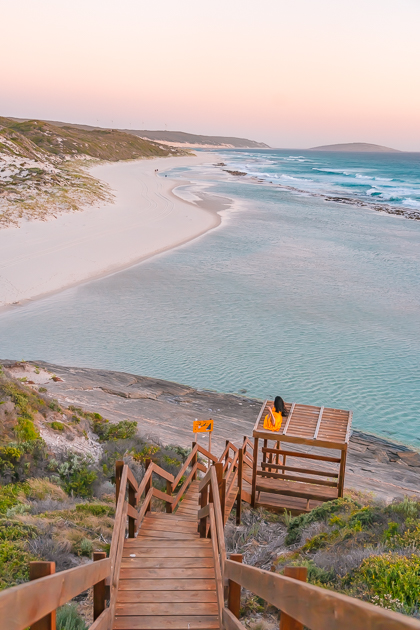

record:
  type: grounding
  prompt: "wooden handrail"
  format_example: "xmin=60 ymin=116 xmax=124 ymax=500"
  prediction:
xmin=171 ymin=444 xmax=199 ymax=490
xmin=0 ymin=558 xmax=111 ymax=630
xmin=171 ymin=461 xmax=199 ymax=510
xmin=224 ymin=560 xmax=420 ymax=630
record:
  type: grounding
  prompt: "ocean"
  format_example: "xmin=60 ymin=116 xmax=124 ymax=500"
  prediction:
xmin=1 ymin=149 xmax=419 ymax=446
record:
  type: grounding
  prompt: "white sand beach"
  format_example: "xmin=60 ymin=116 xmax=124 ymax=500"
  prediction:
xmin=0 ymin=154 xmax=220 ymax=309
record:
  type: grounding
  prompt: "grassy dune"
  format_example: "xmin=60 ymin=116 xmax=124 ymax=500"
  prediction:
xmin=0 ymin=117 xmax=188 ymax=228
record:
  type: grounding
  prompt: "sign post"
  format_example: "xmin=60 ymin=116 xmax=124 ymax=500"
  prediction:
xmin=193 ymin=419 xmax=214 ymax=466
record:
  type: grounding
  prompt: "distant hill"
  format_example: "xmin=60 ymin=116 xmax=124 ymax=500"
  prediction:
xmin=124 ymin=130 xmax=270 ymax=149
xmin=309 ymin=142 xmax=400 ymax=153
xmin=8 ymin=118 xmax=269 ymax=149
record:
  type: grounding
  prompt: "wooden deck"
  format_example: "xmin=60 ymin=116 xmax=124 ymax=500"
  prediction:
xmin=114 ymin=481 xmax=220 ymax=630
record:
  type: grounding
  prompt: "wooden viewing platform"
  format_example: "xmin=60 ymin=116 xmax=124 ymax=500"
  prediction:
xmin=1 ymin=425 xmax=420 ymax=630
xmin=250 ymin=400 xmax=353 ymax=514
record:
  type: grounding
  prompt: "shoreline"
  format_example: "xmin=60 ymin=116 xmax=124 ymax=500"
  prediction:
xmin=0 ymin=153 xmax=226 ymax=312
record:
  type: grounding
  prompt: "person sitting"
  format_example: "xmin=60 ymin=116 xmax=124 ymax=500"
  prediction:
xmin=263 ymin=396 xmax=287 ymax=432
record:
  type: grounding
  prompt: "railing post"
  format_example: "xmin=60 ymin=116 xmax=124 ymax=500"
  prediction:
xmin=192 ymin=441 xmax=198 ymax=481
xmin=338 ymin=446 xmax=347 ymax=498
xmin=93 ymin=552 xmax=107 ymax=620
xmin=145 ymin=458 xmax=152 ymax=514
xmin=128 ymin=479 xmax=136 ymax=538
xmin=214 ymin=462 xmax=225 ymax=523
xmin=115 ymin=460 xmax=124 ymax=507
xmin=228 ymin=554 xmax=243 ymax=618
xmin=279 ymin=566 xmax=308 ymax=630
xmin=236 ymin=447 xmax=243 ymax=525
xmin=251 ymin=437 xmax=258 ymax=507
xmin=199 ymin=482 xmax=208 ymax=538
xmin=29 ymin=562 xmax=56 ymax=630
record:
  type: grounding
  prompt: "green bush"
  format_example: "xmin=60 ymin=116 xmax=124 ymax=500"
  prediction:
xmin=56 ymin=603 xmax=87 ymax=630
xmin=57 ymin=455 xmax=97 ymax=497
xmin=79 ymin=538 xmax=93 ymax=557
xmin=348 ymin=507 xmax=375 ymax=530
xmin=389 ymin=497 xmax=420 ymax=521
xmin=358 ymin=553 xmax=420 ymax=608
xmin=93 ymin=419 xmax=137 ymax=442
xmin=285 ymin=498 xmax=360 ymax=545
xmin=14 ymin=416 xmax=39 ymax=442
xmin=50 ymin=421 xmax=65 ymax=431
xmin=0 ymin=482 xmax=29 ymax=515
xmin=38 ymin=387 xmax=47 ymax=393
xmin=0 ymin=540 xmax=35 ymax=589
xmin=0 ymin=519 xmax=37 ymax=541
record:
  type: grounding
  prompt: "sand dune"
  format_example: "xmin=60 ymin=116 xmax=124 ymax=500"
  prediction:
xmin=0 ymin=154 xmax=220 ymax=309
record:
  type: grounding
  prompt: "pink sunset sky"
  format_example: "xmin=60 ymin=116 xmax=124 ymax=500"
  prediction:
xmin=2 ymin=0 xmax=420 ymax=150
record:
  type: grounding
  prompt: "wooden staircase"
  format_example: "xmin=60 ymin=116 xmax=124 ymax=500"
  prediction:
xmin=115 ymin=482 xmax=220 ymax=629
xmin=2 ymin=440 xmax=418 ymax=630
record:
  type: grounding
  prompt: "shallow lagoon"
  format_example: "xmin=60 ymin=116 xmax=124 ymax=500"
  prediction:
xmin=1 ymin=150 xmax=419 ymax=446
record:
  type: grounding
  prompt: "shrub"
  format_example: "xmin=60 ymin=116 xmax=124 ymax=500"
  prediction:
xmin=0 ymin=540 xmax=35 ymax=589
xmin=79 ymin=537 xmax=93 ymax=557
xmin=38 ymin=387 xmax=47 ymax=393
xmin=389 ymin=497 xmax=420 ymax=521
xmin=56 ymin=603 xmax=87 ymax=630
xmin=286 ymin=498 xmax=360 ymax=545
xmin=50 ymin=422 xmax=65 ymax=431
xmin=358 ymin=553 xmax=420 ymax=608
xmin=93 ymin=418 xmax=137 ymax=442
xmin=57 ymin=455 xmax=97 ymax=497
xmin=14 ymin=416 xmax=39 ymax=442
xmin=49 ymin=400 xmax=62 ymax=412
xmin=0 ymin=519 xmax=37 ymax=541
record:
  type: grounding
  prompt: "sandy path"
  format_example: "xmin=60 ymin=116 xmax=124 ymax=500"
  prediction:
xmin=0 ymin=154 xmax=220 ymax=308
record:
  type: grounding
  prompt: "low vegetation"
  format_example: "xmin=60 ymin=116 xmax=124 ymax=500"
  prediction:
xmin=226 ymin=492 xmax=420 ymax=623
xmin=0 ymin=363 xmax=192 ymax=626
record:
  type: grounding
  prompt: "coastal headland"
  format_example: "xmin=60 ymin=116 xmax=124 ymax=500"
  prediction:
xmin=3 ymin=359 xmax=419 ymax=504
xmin=0 ymin=153 xmax=224 ymax=309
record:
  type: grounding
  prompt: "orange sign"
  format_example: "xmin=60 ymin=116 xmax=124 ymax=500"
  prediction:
xmin=193 ymin=419 xmax=214 ymax=433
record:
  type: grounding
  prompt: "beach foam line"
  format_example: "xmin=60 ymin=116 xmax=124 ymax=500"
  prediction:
xmin=0 ymin=154 xmax=221 ymax=309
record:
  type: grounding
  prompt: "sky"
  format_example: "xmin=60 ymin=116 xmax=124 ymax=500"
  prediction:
xmin=1 ymin=0 xmax=420 ymax=150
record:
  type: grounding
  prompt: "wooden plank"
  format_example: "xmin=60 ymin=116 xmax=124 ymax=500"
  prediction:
xmin=257 ymin=470 xmax=338 ymax=487
xmin=253 ymin=400 xmax=268 ymax=433
xmin=260 ymin=462 xmax=339 ymax=478
xmin=123 ymin=538 xmax=210 ymax=547
xmin=139 ymin=520 xmax=197 ymax=533
xmin=256 ymin=482 xmax=337 ymax=502
xmin=313 ymin=407 xmax=324 ymax=439
xmin=152 ymin=487 xmax=174 ymax=503
xmin=115 ymin=602 xmax=218 ymax=615
xmin=117 ymin=579 xmax=216 ymax=591
xmin=119 ymin=568 xmax=215 ymax=579
xmin=143 ymin=513 xmax=197 ymax=522
xmin=29 ymin=561 xmax=56 ymax=630
xmin=137 ymin=530 xmax=198 ymax=540
xmin=137 ymin=488 xmax=153 ymax=524
xmin=120 ymin=557 xmax=214 ymax=569
xmin=282 ymin=402 xmax=295 ymax=435
xmin=223 ymin=607 xmax=246 ymax=630
xmin=89 ymin=608 xmax=111 ymax=630
xmin=255 ymin=432 xmax=347 ymax=450
xmin=117 ymin=591 xmax=218 ymax=603
xmin=122 ymin=547 xmax=213 ymax=558
xmin=126 ymin=466 xmax=139 ymax=493
xmin=113 ymin=615 xmax=220 ymax=629
xmin=0 ymin=558 xmax=111 ymax=630
xmin=224 ymin=560 xmax=420 ymax=630
xmin=261 ymin=448 xmax=341 ymax=463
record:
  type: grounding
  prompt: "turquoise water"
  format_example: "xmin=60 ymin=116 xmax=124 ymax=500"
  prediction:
xmin=1 ymin=150 xmax=419 ymax=446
